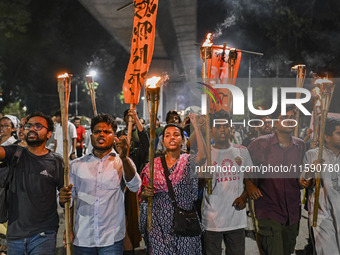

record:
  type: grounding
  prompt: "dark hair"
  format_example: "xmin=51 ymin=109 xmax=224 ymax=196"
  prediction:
xmin=27 ymin=112 xmax=54 ymax=132
xmin=165 ymin=111 xmax=181 ymax=124
xmin=54 ymin=110 xmax=61 ymax=117
xmin=210 ymin=110 xmax=231 ymax=127
xmin=0 ymin=117 xmax=15 ymax=128
xmin=162 ymin=123 xmax=184 ymax=140
xmin=91 ymin=114 xmax=117 ymax=133
xmin=1 ymin=117 xmax=17 ymax=139
xmin=271 ymin=105 xmax=296 ymax=119
xmin=73 ymin=117 xmax=80 ymax=122
xmin=325 ymin=118 xmax=340 ymax=137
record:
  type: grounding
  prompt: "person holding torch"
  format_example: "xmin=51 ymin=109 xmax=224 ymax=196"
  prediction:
xmin=59 ymin=114 xmax=141 ymax=255
xmin=0 ymin=112 xmax=64 ymax=255
xmin=138 ymin=113 xmax=206 ymax=254
xmin=300 ymin=117 xmax=340 ymax=255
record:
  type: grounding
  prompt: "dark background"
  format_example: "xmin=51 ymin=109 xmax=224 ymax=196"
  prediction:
xmin=0 ymin=0 xmax=339 ymax=118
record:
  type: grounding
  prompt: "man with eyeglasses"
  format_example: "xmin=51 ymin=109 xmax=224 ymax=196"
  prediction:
xmin=0 ymin=112 xmax=64 ymax=254
xmin=244 ymin=106 xmax=306 ymax=255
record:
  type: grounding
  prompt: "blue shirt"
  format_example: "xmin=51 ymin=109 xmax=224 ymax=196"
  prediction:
xmin=70 ymin=150 xmax=141 ymax=247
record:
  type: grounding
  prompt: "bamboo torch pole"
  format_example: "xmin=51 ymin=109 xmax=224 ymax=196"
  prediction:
xmin=312 ymin=87 xmax=322 ymax=144
xmin=200 ymin=34 xmax=213 ymax=194
xmin=57 ymin=73 xmax=72 ymax=255
xmin=312 ymin=78 xmax=335 ymax=227
xmin=291 ymin=65 xmax=306 ymax=137
xmin=86 ymin=73 xmax=98 ymax=116
xmin=145 ymin=76 xmax=161 ymax=230
xmin=126 ymin=104 xmax=135 ymax=156
xmin=226 ymin=48 xmax=237 ymax=113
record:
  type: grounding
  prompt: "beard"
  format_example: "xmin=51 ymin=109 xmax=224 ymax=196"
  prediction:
xmin=25 ymin=131 xmax=45 ymax=147
xmin=92 ymin=143 xmax=113 ymax=152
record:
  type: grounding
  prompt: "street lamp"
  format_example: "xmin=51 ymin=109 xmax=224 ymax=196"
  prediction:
xmin=86 ymin=70 xmax=98 ymax=116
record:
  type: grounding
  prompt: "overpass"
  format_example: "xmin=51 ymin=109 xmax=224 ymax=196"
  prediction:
xmin=78 ymin=0 xmax=200 ymax=120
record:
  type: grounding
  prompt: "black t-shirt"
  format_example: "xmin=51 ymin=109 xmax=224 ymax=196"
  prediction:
xmin=3 ymin=145 xmax=64 ymax=240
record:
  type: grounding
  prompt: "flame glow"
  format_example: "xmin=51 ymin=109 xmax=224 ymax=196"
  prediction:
xmin=146 ymin=76 xmax=161 ymax=88
xmin=57 ymin=73 xmax=69 ymax=78
xmin=291 ymin=64 xmax=305 ymax=71
xmin=314 ymin=77 xmax=333 ymax=85
xmin=202 ymin=33 xmax=213 ymax=47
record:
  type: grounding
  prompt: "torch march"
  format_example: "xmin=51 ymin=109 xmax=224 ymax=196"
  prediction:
xmin=312 ymin=77 xmax=335 ymax=227
xmin=145 ymin=76 xmax=161 ymax=230
xmin=57 ymin=73 xmax=72 ymax=255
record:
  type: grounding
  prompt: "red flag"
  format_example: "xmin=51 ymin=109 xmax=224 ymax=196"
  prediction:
xmin=206 ymin=46 xmax=242 ymax=112
xmin=122 ymin=0 xmax=159 ymax=105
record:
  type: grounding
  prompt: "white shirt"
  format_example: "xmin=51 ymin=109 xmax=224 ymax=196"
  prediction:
xmin=202 ymin=144 xmax=252 ymax=231
xmin=1 ymin=136 xmax=17 ymax=146
xmin=303 ymin=147 xmax=340 ymax=254
xmin=70 ymin=150 xmax=141 ymax=247
xmin=54 ymin=122 xmax=77 ymax=156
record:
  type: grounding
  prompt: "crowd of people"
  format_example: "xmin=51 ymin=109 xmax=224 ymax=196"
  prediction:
xmin=0 ymin=107 xmax=338 ymax=255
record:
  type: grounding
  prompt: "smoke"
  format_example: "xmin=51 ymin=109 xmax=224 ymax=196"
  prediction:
xmin=214 ymin=15 xmax=236 ymax=38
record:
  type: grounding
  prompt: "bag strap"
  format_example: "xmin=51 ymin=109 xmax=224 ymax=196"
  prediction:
xmin=160 ymin=155 xmax=178 ymax=208
xmin=5 ymin=146 xmax=24 ymax=187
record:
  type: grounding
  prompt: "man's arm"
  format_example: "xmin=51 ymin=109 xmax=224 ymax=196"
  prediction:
xmin=115 ymin=135 xmax=137 ymax=182
xmin=190 ymin=114 xmax=206 ymax=165
xmin=121 ymin=157 xmax=136 ymax=182
xmin=244 ymin=178 xmax=262 ymax=200
xmin=81 ymin=128 xmax=86 ymax=142
xmin=128 ymin=109 xmax=143 ymax=132
xmin=232 ymin=190 xmax=248 ymax=210
xmin=72 ymin=137 xmax=77 ymax=154
xmin=54 ymin=140 xmax=57 ymax=152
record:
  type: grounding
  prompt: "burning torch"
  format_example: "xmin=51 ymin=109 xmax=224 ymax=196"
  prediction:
xmin=312 ymin=77 xmax=335 ymax=227
xmin=291 ymin=64 xmax=306 ymax=137
xmin=200 ymin=33 xmax=213 ymax=195
xmin=311 ymin=86 xmax=322 ymax=144
xmin=86 ymin=71 xmax=98 ymax=116
xmin=57 ymin=73 xmax=72 ymax=255
xmin=145 ymin=76 xmax=161 ymax=230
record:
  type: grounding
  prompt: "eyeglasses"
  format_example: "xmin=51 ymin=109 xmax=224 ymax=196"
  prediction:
xmin=24 ymin=123 xmax=48 ymax=131
xmin=0 ymin=125 xmax=11 ymax=129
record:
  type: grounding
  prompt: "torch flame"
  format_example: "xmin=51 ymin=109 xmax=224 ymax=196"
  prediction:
xmin=146 ymin=76 xmax=161 ymax=88
xmin=314 ymin=77 xmax=333 ymax=85
xmin=202 ymin=33 xmax=213 ymax=47
xmin=291 ymin=64 xmax=305 ymax=71
xmin=58 ymin=73 xmax=69 ymax=78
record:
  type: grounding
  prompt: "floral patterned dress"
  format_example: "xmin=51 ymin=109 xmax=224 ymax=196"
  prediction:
xmin=139 ymin=153 xmax=201 ymax=255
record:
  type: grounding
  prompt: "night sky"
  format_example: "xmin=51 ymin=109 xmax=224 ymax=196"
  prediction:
xmin=0 ymin=0 xmax=339 ymax=117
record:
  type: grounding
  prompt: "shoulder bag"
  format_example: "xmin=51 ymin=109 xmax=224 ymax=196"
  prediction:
xmin=161 ymin=156 xmax=201 ymax=237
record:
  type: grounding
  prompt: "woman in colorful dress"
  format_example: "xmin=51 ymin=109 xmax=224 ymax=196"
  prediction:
xmin=139 ymin=114 xmax=206 ymax=254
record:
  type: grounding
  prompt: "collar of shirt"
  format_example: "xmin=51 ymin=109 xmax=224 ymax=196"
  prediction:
xmin=269 ymin=132 xmax=299 ymax=146
xmin=89 ymin=149 xmax=117 ymax=159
